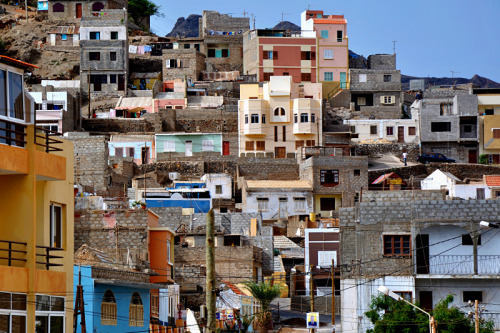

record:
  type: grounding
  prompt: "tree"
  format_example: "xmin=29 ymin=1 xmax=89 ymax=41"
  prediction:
xmin=243 ymin=281 xmax=282 ymax=333
xmin=365 ymin=294 xmax=494 ymax=333
xmin=127 ymin=0 xmax=161 ymax=27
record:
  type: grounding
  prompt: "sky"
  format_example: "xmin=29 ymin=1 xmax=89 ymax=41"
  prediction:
xmin=150 ymin=0 xmax=500 ymax=82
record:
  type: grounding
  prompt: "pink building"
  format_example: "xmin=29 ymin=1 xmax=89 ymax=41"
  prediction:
xmin=301 ymin=10 xmax=348 ymax=86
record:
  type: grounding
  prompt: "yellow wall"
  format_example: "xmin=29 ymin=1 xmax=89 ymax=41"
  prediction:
xmin=483 ymin=115 xmax=500 ymax=150
xmin=240 ymin=84 xmax=260 ymax=100
xmin=132 ymin=75 xmax=161 ymax=90
xmin=314 ymin=194 xmax=342 ymax=217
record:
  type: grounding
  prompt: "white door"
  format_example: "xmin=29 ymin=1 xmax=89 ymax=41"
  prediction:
xmin=279 ymin=198 xmax=287 ymax=218
xmin=185 ymin=141 xmax=193 ymax=157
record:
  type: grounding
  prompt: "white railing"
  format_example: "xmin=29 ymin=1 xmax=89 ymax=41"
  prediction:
xmin=428 ymin=255 xmax=500 ymax=275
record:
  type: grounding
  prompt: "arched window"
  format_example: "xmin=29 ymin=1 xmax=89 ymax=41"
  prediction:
xmin=129 ymin=292 xmax=144 ymax=327
xmin=92 ymin=2 xmax=104 ymax=11
xmin=274 ymin=107 xmax=285 ymax=117
xmin=52 ymin=3 xmax=64 ymax=12
xmin=101 ymin=290 xmax=117 ymax=326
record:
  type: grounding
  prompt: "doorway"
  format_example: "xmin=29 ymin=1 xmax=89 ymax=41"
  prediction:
xmin=416 ymin=234 xmax=429 ymax=274
xmin=275 ymin=147 xmax=286 ymax=158
xmin=340 ymin=72 xmax=346 ymax=89
xmin=223 ymin=141 xmax=230 ymax=156
xmin=185 ymin=141 xmax=192 ymax=157
xmin=419 ymin=291 xmax=433 ymax=311
xmin=398 ymin=126 xmax=404 ymax=143
xmin=468 ymin=150 xmax=477 ymax=164
xmin=75 ymin=3 xmax=82 ymax=18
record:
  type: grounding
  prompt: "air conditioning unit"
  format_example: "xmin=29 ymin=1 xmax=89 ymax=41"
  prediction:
xmin=169 ymin=172 xmax=180 ymax=180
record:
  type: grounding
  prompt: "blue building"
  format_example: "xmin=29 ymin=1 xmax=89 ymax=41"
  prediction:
xmin=74 ymin=265 xmax=153 ymax=333
xmin=142 ymin=181 xmax=212 ymax=213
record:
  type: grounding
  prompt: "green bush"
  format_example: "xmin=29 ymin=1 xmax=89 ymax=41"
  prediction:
xmin=479 ymin=154 xmax=488 ymax=164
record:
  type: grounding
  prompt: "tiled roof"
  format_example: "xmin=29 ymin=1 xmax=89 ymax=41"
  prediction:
xmin=246 ymin=180 xmax=312 ymax=190
xmin=115 ymin=97 xmax=152 ymax=109
xmin=313 ymin=18 xmax=347 ymax=24
xmin=485 ymin=175 xmax=500 ymax=186
xmin=0 ymin=55 xmax=38 ymax=69
xmin=222 ymin=281 xmax=245 ymax=295
xmin=49 ymin=26 xmax=79 ymax=34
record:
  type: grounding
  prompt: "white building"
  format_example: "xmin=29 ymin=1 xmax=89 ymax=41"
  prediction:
xmin=241 ymin=179 xmax=313 ymax=220
xmin=201 ymin=173 xmax=233 ymax=200
xmin=27 ymin=90 xmax=78 ymax=133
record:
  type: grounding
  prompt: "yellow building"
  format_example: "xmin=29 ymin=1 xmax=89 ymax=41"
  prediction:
xmin=238 ymin=76 xmax=322 ymax=158
xmin=130 ymin=72 xmax=162 ymax=90
xmin=0 ymin=56 xmax=74 ymax=333
xmin=476 ymin=88 xmax=500 ymax=162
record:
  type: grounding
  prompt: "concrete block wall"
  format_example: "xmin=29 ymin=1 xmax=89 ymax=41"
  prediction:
xmin=162 ymin=50 xmax=206 ymax=81
xmin=200 ymin=11 xmax=249 ymax=37
xmin=82 ymin=116 xmax=162 ymax=133
xmin=356 ymin=106 xmax=402 ymax=119
xmin=172 ymin=108 xmax=238 ymax=133
xmin=367 ymin=54 xmax=396 ymax=70
xmin=354 ymin=143 xmax=419 ymax=160
xmin=349 ymin=69 xmax=401 ymax=91
xmin=149 ymin=207 xmax=190 ymax=230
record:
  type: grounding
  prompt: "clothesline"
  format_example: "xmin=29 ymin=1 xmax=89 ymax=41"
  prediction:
xmin=129 ymin=45 xmax=152 ymax=54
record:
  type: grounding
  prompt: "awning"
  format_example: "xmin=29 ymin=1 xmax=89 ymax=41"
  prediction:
xmin=372 ymin=172 xmax=395 ymax=185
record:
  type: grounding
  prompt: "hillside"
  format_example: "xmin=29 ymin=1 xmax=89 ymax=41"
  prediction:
xmin=166 ymin=14 xmax=201 ymax=38
xmin=401 ymin=74 xmax=500 ymax=90
xmin=272 ymin=21 xmax=300 ymax=31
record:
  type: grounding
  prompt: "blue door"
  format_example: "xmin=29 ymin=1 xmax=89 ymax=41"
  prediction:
xmin=340 ymin=72 xmax=346 ymax=89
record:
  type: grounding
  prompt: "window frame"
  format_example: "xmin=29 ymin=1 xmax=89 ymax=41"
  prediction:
xmin=89 ymin=31 xmax=100 ymax=40
xmin=101 ymin=290 xmax=117 ymax=326
xmin=320 ymin=170 xmax=339 ymax=186
xmin=370 ymin=125 xmax=378 ymax=135
xmin=89 ymin=52 xmax=100 ymax=61
xmin=110 ymin=31 xmax=118 ymax=40
xmin=215 ymin=185 xmax=222 ymax=194
xmin=300 ymin=113 xmax=309 ymax=123
xmin=320 ymin=30 xmax=329 ymax=39
xmin=386 ymin=126 xmax=394 ymax=136
xmin=294 ymin=197 xmax=306 ymax=211
xmin=110 ymin=52 xmax=117 ymax=61
xmin=50 ymin=203 xmax=63 ymax=249
xmin=383 ymin=235 xmax=411 ymax=256
xmin=257 ymin=198 xmax=269 ymax=211
xmin=323 ymin=49 xmax=333 ymax=60
xmin=129 ymin=292 xmax=144 ymax=327
xmin=324 ymin=72 xmax=333 ymax=82
xmin=383 ymin=74 xmax=392 ymax=82
xmin=250 ymin=114 xmax=259 ymax=124
xmin=336 ymin=30 xmax=343 ymax=42
xmin=201 ymin=139 xmax=214 ymax=152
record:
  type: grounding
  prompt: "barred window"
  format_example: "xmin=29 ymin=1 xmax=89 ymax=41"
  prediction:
xmin=101 ymin=290 xmax=117 ymax=326
xmin=129 ymin=292 xmax=144 ymax=327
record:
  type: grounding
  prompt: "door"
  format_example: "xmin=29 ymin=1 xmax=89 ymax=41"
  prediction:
xmin=76 ymin=3 xmax=82 ymax=18
xmin=118 ymin=74 xmax=125 ymax=91
xmin=419 ymin=291 xmax=433 ymax=311
xmin=185 ymin=141 xmax=192 ymax=157
xmin=477 ymin=188 xmax=485 ymax=200
xmin=223 ymin=141 xmax=230 ymax=156
xmin=468 ymin=149 xmax=477 ymax=164
xmin=398 ymin=126 xmax=404 ymax=143
xmin=279 ymin=198 xmax=287 ymax=219
xmin=416 ymin=234 xmax=429 ymax=274
xmin=141 ymin=147 xmax=149 ymax=164
xmin=339 ymin=72 xmax=346 ymax=89
xmin=275 ymin=147 xmax=286 ymax=158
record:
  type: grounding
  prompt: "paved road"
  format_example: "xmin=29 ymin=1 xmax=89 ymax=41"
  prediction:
xmin=269 ymin=305 xmax=341 ymax=332
xmin=368 ymin=154 xmax=418 ymax=170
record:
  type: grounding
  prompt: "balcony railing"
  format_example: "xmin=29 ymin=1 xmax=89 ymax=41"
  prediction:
xmin=0 ymin=119 xmax=27 ymax=148
xmin=35 ymin=127 xmax=63 ymax=153
xmin=36 ymin=246 xmax=63 ymax=270
xmin=426 ymin=255 xmax=500 ymax=275
xmin=0 ymin=240 xmax=27 ymax=266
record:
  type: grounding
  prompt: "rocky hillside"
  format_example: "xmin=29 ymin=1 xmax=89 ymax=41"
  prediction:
xmin=272 ymin=21 xmax=300 ymax=31
xmin=401 ymin=74 xmax=500 ymax=90
xmin=166 ymin=14 xmax=201 ymax=38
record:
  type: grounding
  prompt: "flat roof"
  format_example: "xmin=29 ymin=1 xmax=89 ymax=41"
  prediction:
xmin=0 ymin=55 xmax=38 ymax=70
xmin=246 ymin=180 xmax=312 ymax=190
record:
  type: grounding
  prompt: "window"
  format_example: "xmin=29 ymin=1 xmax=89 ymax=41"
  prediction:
xmin=89 ymin=31 xmax=100 ymax=40
xmin=320 ymin=197 xmax=335 ymax=211
xmin=370 ymin=125 xmax=377 ymax=135
xmin=493 ymin=129 xmax=500 ymax=139
xmin=306 ymin=139 xmax=315 ymax=146
xmin=294 ymin=114 xmax=298 ymax=123
xmin=354 ymin=169 xmax=360 ymax=176
xmin=165 ymin=59 xmax=178 ymax=68
xmin=311 ymin=113 xmax=315 ymax=123
xmin=221 ymin=49 xmax=229 ymax=58
xmin=202 ymin=140 xmax=214 ymax=151
xmin=324 ymin=72 xmax=333 ymax=81
xmin=52 ymin=3 xmax=64 ymax=12
xmin=383 ymin=235 xmax=411 ymax=256
xmin=257 ymin=198 xmax=269 ymax=211
xmin=301 ymin=51 xmax=315 ymax=60
xmin=251 ymin=114 xmax=259 ymax=123
xmin=294 ymin=197 xmax=306 ymax=211
xmin=167 ymin=240 xmax=172 ymax=263
xmin=281 ymin=125 xmax=286 ymax=142
xmin=115 ymin=147 xmax=123 ymax=157
xmin=320 ymin=170 xmax=339 ymax=186
xmin=111 ymin=31 xmax=118 ymax=39
xmin=386 ymin=127 xmax=394 ymax=136
xmin=320 ymin=30 xmax=329 ymax=39
xmin=357 ymin=96 xmax=366 ymax=105
xmin=50 ymin=204 xmax=62 ymax=248
xmin=194 ymin=44 xmax=200 ymax=51
xmin=245 ymin=141 xmax=254 ymax=151
xmin=184 ymin=44 xmax=190 ymax=49
xmin=215 ymin=185 xmax=222 ymax=194
xmin=440 ymin=103 xmax=452 ymax=116
xmin=7 ymin=72 xmax=23 ymax=120
xmin=431 ymin=122 xmax=451 ymax=132
xmin=274 ymin=126 xmax=278 ymax=142
xmin=408 ymin=127 xmax=416 ymax=135
xmin=381 ymin=96 xmax=395 ymax=104
xmin=92 ymin=2 xmax=104 ymax=11
xmin=300 ymin=113 xmax=309 ymax=123
xmin=318 ymin=251 xmax=337 ymax=267
xmin=35 ymin=295 xmax=64 ymax=333
xmin=394 ymin=292 xmax=412 ymax=301
xmin=0 ymin=292 xmax=27 ymax=333
xmin=109 ymin=52 xmax=117 ymax=61
xmin=163 ymin=141 xmax=175 ymax=152
xmin=89 ymin=52 xmax=100 ymax=61
xmin=485 ymin=109 xmax=494 ymax=115
xmin=383 ymin=74 xmax=392 ymax=82
xmin=61 ymin=34 xmax=67 ymax=41
xmin=462 ymin=234 xmax=481 ymax=245
xmin=207 ymin=49 xmax=216 ymax=57
xmin=336 ymin=30 xmax=343 ymax=42
xmin=324 ymin=49 xmax=333 ymax=60
xmin=301 ymin=73 xmax=311 ymax=82
xmin=262 ymin=73 xmax=271 ymax=81
xmin=463 ymin=125 xmax=472 ymax=133
xmin=263 ymin=51 xmax=277 ymax=60
xmin=350 ymin=126 xmax=356 ymax=133
xmin=101 ymin=290 xmax=117 ymax=325
xmin=127 ymin=147 xmax=135 ymax=158
xmin=261 ymin=114 xmax=266 ymax=124
xmin=359 ymin=74 xmax=367 ymax=82
xmin=244 ymin=114 xmax=248 ymax=124
xmin=129 ymin=292 xmax=144 ymax=327
xmin=295 ymin=140 xmax=304 ymax=149
xmin=282 ymin=72 xmax=290 ymax=76
xmin=109 ymin=74 xmax=117 ymax=84
xmin=256 ymin=141 xmax=265 ymax=151
xmin=463 ymin=291 xmax=482 ymax=303
xmin=0 ymin=70 xmax=7 ymax=117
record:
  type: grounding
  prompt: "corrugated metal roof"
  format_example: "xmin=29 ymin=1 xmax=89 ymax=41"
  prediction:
xmin=372 ymin=172 xmax=397 ymax=185
xmin=274 ymin=236 xmax=301 ymax=249
xmin=246 ymin=180 xmax=312 ymax=190
xmin=130 ymin=72 xmax=161 ymax=79
xmin=115 ymin=97 xmax=152 ymax=109
xmin=49 ymin=26 xmax=79 ymax=34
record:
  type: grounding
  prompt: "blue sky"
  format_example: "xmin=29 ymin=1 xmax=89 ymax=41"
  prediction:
xmin=151 ymin=0 xmax=500 ymax=82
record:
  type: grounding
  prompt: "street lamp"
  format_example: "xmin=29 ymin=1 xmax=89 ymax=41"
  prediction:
xmin=479 ymin=221 xmax=499 ymax=229
xmin=378 ymin=285 xmax=436 ymax=333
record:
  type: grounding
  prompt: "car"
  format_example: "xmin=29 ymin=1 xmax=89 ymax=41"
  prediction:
xmin=417 ymin=153 xmax=455 ymax=164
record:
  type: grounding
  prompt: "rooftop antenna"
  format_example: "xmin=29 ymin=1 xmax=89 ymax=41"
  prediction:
xmin=242 ymin=9 xmax=247 ymax=17
xmin=308 ymin=4 xmax=318 ymax=10
xmin=450 ymin=70 xmax=461 ymax=87
xmin=281 ymin=11 xmax=290 ymax=22
xmin=251 ymin=14 xmax=256 ymax=30
xmin=392 ymin=40 xmax=397 ymax=54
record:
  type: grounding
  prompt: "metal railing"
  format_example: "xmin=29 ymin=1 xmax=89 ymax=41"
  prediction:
xmin=36 ymin=245 xmax=63 ymax=270
xmin=0 ymin=239 xmax=27 ymax=266
xmin=427 ymin=254 xmax=500 ymax=275
xmin=0 ymin=119 xmax=27 ymax=148
xmin=35 ymin=127 xmax=63 ymax=153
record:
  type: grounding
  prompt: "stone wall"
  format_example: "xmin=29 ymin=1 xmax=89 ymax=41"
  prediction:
xmin=291 ymin=296 xmax=339 ymax=315
xmin=82 ymin=117 xmax=161 ymax=133
xmin=74 ymin=209 xmax=149 ymax=263
xmin=65 ymin=133 xmax=109 ymax=191
xmin=174 ymin=108 xmax=238 ymax=133
xmin=162 ymin=50 xmax=206 ymax=81
xmin=367 ymin=54 xmax=396 ymax=70
xmin=349 ymin=69 xmax=401 ymax=91
xmin=356 ymin=106 xmax=401 ymax=119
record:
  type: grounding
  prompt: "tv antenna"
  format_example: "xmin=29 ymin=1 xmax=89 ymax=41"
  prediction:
xmin=242 ymin=9 xmax=247 ymax=17
xmin=450 ymin=70 xmax=461 ymax=79
xmin=392 ymin=40 xmax=397 ymax=54
xmin=281 ymin=12 xmax=290 ymax=22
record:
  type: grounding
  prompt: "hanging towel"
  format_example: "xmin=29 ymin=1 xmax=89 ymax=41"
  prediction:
xmin=129 ymin=45 xmax=137 ymax=53
xmin=138 ymin=45 xmax=145 ymax=54
xmin=144 ymin=45 xmax=152 ymax=52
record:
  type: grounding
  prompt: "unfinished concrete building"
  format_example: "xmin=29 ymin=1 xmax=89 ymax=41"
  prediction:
xmin=417 ymin=90 xmax=479 ymax=163
xmin=79 ymin=8 xmax=128 ymax=96
xmin=48 ymin=0 xmax=125 ymax=21
xmin=162 ymin=49 xmax=206 ymax=82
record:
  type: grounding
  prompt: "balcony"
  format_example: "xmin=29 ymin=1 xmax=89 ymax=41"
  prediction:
xmin=0 ymin=119 xmax=28 ymax=175
xmin=34 ymin=127 xmax=66 ymax=181
xmin=293 ymin=120 xmax=315 ymax=134
xmin=0 ymin=240 xmax=63 ymax=270
xmin=417 ymin=254 xmax=500 ymax=276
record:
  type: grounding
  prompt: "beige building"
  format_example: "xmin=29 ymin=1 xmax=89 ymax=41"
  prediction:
xmin=475 ymin=89 xmax=500 ymax=162
xmin=238 ymin=76 xmax=322 ymax=158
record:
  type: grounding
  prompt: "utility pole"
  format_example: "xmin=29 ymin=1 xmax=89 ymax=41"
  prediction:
xmin=475 ymin=300 xmax=479 ymax=333
xmin=206 ymin=209 xmax=216 ymax=333
xmin=87 ymin=66 xmax=91 ymax=118
xmin=73 ymin=266 xmax=87 ymax=333
xmin=310 ymin=265 xmax=315 ymax=333
xmin=25 ymin=0 xmax=28 ymax=22
xmin=331 ymin=259 xmax=335 ymax=328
